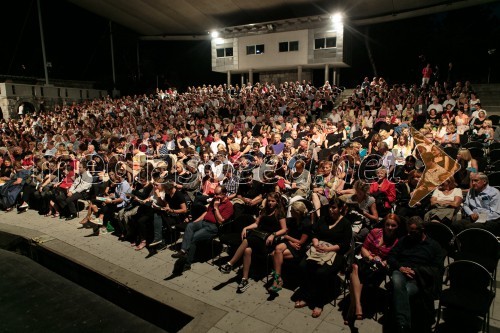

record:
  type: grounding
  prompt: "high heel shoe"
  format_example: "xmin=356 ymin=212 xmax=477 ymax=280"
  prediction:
xmin=268 ymin=271 xmax=283 ymax=293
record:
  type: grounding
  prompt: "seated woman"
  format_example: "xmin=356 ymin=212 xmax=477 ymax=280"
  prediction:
xmin=439 ymin=124 xmax=460 ymax=148
xmin=345 ymin=214 xmax=402 ymax=325
xmin=424 ymin=177 xmax=463 ymax=226
xmin=369 ymin=168 xmax=396 ymax=217
xmin=294 ymin=197 xmax=352 ymax=318
xmin=194 ymin=168 xmax=219 ymax=206
xmin=268 ymin=201 xmax=312 ymax=293
xmin=311 ymin=160 xmax=336 ymax=217
xmin=219 ymin=192 xmax=287 ymax=293
xmin=477 ymin=119 xmax=495 ymax=145
xmin=343 ymin=180 xmax=379 ymax=242
xmin=454 ymin=148 xmax=478 ymax=190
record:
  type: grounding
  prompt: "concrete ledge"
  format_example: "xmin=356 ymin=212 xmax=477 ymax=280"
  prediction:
xmin=0 ymin=224 xmax=227 ymax=333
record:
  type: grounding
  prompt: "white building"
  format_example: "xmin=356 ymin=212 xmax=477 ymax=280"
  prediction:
xmin=211 ymin=14 xmax=351 ymax=86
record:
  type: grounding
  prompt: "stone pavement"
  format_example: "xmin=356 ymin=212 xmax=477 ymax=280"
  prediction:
xmin=0 ymin=209 xmax=499 ymax=333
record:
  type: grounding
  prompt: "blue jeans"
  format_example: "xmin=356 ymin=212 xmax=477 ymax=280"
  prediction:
xmin=153 ymin=213 xmax=163 ymax=242
xmin=392 ymin=270 xmax=419 ymax=328
xmin=181 ymin=220 xmax=218 ymax=265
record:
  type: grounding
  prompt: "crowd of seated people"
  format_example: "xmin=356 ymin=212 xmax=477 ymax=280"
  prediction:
xmin=1 ymin=74 xmax=500 ymax=330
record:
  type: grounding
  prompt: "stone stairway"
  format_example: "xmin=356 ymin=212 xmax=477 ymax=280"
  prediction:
xmin=473 ymin=84 xmax=500 ymax=116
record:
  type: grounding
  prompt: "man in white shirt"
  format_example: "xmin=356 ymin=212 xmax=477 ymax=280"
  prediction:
xmin=210 ymin=132 xmax=226 ymax=155
xmin=442 ymin=94 xmax=456 ymax=110
xmin=470 ymin=103 xmax=487 ymax=119
xmin=427 ymin=98 xmax=443 ymax=113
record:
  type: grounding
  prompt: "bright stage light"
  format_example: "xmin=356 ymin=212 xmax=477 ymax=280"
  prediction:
xmin=330 ymin=13 xmax=343 ymax=25
xmin=210 ymin=30 xmax=220 ymax=38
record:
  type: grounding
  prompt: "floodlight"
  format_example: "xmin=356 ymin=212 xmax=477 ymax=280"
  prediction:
xmin=210 ymin=30 xmax=220 ymax=38
xmin=330 ymin=13 xmax=343 ymax=25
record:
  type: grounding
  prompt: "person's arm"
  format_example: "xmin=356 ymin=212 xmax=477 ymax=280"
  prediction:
xmin=471 ymin=159 xmax=478 ymax=171
xmin=242 ymin=217 xmax=260 ymax=239
xmin=386 ymin=182 xmax=397 ymax=204
xmin=267 ymin=217 xmax=288 ymax=245
xmin=364 ymin=201 xmax=379 ymax=221
xmin=462 ymin=193 xmax=475 ymax=217
xmin=193 ymin=211 xmax=207 ymax=223
xmin=249 ymin=194 xmax=263 ymax=206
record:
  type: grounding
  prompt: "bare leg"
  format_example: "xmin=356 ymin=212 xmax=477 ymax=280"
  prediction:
xmin=273 ymin=243 xmax=294 ymax=275
xmin=228 ymin=239 xmax=248 ymax=266
xmin=311 ymin=193 xmax=321 ymax=217
xmin=242 ymin=247 xmax=252 ymax=280
xmin=350 ymin=264 xmax=364 ymax=317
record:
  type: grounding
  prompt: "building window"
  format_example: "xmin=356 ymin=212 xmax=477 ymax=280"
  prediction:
xmin=315 ymin=37 xmax=337 ymax=49
xmin=279 ymin=41 xmax=299 ymax=52
xmin=279 ymin=42 xmax=288 ymax=52
xmin=247 ymin=44 xmax=264 ymax=55
xmin=216 ymin=47 xmax=233 ymax=58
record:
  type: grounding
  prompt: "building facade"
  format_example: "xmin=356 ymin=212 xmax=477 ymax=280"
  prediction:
xmin=211 ymin=15 xmax=351 ymax=86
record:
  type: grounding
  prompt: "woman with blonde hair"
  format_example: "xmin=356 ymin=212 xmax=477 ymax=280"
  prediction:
xmin=440 ymin=124 xmax=460 ymax=148
xmin=477 ymin=119 xmax=495 ymax=145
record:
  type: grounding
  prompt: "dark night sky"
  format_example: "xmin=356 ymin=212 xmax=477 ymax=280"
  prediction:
xmin=2 ymin=0 xmax=500 ymax=95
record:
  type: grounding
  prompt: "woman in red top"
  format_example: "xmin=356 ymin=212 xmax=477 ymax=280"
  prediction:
xmin=369 ymin=168 xmax=396 ymax=216
xmin=345 ymin=214 xmax=402 ymax=325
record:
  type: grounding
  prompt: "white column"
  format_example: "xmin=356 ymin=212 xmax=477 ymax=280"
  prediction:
xmin=249 ymin=69 xmax=253 ymax=85
xmin=227 ymin=71 xmax=231 ymax=87
xmin=241 ymin=74 xmax=245 ymax=87
xmin=333 ymin=69 xmax=337 ymax=86
xmin=297 ymin=66 xmax=303 ymax=82
xmin=324 ymin=64 xmax=329 ymax=84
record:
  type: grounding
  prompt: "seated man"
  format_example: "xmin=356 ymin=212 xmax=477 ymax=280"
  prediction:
xmin=171 ymin=185 xmax=233 ymax=272
xmin=452 ymin=172 xmax=500 ymax=235
xmin=387 ymin=216 xmax=443 ymax=333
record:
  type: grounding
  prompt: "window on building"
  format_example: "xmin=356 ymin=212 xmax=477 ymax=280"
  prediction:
xmin=246 ymin=45 xmax=255 ymax=55
xmin=247 ymin=44 xmax=265 ymax=55
xmin=315 ymin=37 xmax=337 ymax=49
xmin=279 ymin=42 xmax=288 ymax=52
xmin=326 ymin=37 xmax=337 ymax=48
xmin=289 ymin=41 xmax=299 ymax=51
xmin=216 ymin=47 xmax=234 ymax=58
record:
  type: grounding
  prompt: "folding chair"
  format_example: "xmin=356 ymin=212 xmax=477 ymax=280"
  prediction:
xmin=423 ymin=222 xmax=456 ymax=265
xmin=455 ymin=228 xmax=500 ymax=294
xmin=436 ymin=260 xmax=495 ymax=333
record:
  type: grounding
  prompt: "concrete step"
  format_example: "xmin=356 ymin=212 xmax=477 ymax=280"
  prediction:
xmin=474 ymin=84 xmax=500 ymax=93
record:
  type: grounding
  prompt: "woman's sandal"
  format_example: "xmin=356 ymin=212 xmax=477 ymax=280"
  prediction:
xmin=268 ymin=271 xmax=283 ymax=293
xmin=294 ymin=300 xmax=307 ymax=309
xmin=356 ymin=313 xmax=363 ymax=320
xmin=312 ymin=307 xmax=323 ymax=318
xmin=51 ymin=213 xmax=60 ymax=218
